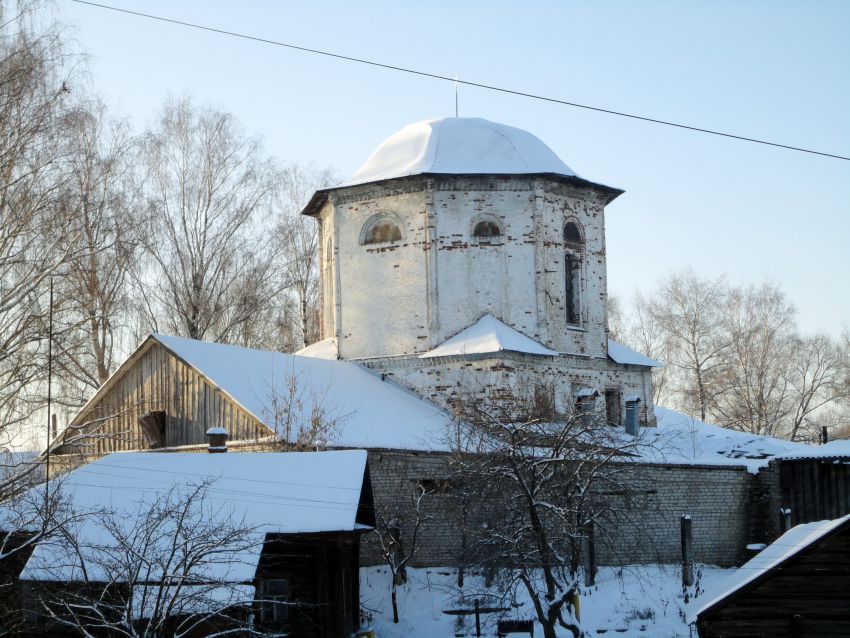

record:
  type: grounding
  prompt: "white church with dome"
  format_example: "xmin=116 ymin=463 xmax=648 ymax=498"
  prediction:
xmin=300 ymin=117 xmax=658 ymax=427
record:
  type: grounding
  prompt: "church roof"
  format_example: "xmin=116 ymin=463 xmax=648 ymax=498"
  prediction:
xmin=418 ymin=314 xmax=558 ymax=358
xmin=341 ymin=117 xmax=578 ymax=187
xmin=607 ymin=339 xmax=662 ymax=367
xmin=301 ymin=117 xmax=622 ymax=216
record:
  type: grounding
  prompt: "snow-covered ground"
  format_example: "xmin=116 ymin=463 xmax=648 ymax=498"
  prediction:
xmin=361 ymin=564 xmax=729 ymax=637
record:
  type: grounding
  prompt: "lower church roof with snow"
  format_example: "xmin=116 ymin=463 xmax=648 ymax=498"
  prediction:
xmin=418 ymin=314 xmax=558 ymax=359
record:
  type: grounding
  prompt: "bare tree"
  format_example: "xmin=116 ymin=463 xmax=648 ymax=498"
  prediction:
xmin=264 ymin=369 xmax=347 ymax=449
xmin=710 ymin=283 xmax=797 ymax=436
xmin=0 ymin=478 xmax=89 ymax=635
xmin=0 ymin=0 xmax=78 ymax=440
xmin=373 ymin=484 xmax=430 ymax=624
xmin=621 ymin=292 xmax=674 ymax=406
xmin=648 ymin=271 xmax=728 ymax=421
xmin=450 ymin=385 xmax=644 ymax=638
xmin=136 ymin=97 xmax=280 ymax=346
xmin=32 ymin=480 xmax=268 ymax=637
xmin=52 ymin=101 xmax=140 ymax=404
xmin=274 ymin=163 xmax=337 ymax=351
xmin=786 ymin=334 xmax=849 ymax=441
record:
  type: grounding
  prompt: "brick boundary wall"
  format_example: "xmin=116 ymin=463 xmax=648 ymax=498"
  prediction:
xmin=363 ymin=450 xmax=763 ymax=569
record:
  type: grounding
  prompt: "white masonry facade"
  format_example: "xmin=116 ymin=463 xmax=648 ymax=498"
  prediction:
xmin=302 ymin=117 xmax=657 ymax=425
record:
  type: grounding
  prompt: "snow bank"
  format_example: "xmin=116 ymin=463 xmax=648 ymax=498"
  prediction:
xmin=341 ymin=117 xmax=579 ymax=187
xmin=361 ymin=564 xmax=729 ymax=638
xmin=154 ymin=334 xmax=451 ymax=451
xmin=419 ymin=314 xmax=558 ymax=358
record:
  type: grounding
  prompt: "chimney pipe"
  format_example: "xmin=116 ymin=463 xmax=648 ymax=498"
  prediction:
xmin=206 ymin=427 xmax=228 ymax=453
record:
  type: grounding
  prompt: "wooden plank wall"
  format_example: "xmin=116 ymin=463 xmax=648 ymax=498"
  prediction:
xmin=779 ymin=459 xmax=850 ymax=525
xmin=697 ymin=527 xmax=850 ymax=637
xmin=55 ymin=342 xmax=272 ymax=455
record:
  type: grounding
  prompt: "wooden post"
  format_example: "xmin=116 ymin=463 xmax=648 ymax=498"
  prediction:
xmin=821 ymin=426 xmax=829 ymax=445
xmin=780 ymin=507 xmax=792 ymax=532
xmin=474 ymin=599 xmax=481 ymax=638
xmin=584 ymin=519 xmax=596 ymax=587
xmin=681 ymin=515 xmax=694 ymax=587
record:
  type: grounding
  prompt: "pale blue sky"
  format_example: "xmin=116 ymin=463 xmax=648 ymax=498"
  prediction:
xmin=60 ymin=0 xmax=850 ymax=337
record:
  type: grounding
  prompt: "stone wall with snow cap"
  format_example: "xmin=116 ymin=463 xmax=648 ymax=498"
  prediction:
xmin=362 ymin=450 xmax=758 ymax=569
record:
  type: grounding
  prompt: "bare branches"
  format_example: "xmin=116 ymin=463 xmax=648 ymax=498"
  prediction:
xmin=273 ymin=163 xmax=337 ymax=351
xmin=373 ymin=483 xmax=431 ymax=624
xmin=617 ymin=271 xmax=848 ymax=439
xmin=30 ymin=479 xmax=267 ymax=637
xmin=135 ymin=97 xmax=281 ymax=347
xmin=450 ymin=384 xmax=646 ymax=638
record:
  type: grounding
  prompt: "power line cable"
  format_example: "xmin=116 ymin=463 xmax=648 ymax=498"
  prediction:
xmin=68 ymin=0 xmax=849 ymax=162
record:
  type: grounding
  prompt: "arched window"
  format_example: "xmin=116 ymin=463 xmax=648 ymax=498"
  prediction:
xmin=473 ymin=220 xmax=502 ymax=239
xmin=564 ymin=220 xmax=583 ymax=325
xmin=564 ymin=221 xmax=583 ymax=250
xmin=360 ymin=213 xmax=402 ymax=245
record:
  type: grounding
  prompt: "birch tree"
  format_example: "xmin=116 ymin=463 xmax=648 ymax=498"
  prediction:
xmin=52 ymin=102 xmax=140 ymax=402
xmin=274 ymin=163 xmax=337 ymax=351
xmin=0 ymin=0 xmax=77 ymax=440
xmin=137 ymin=97 xmax=280 ymax=346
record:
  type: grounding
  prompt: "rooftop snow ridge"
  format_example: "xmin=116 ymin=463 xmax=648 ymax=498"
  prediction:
xmin=419 ymin=314 xmax=558 ymax=358
xmin=341 ymin=117 xmax=578 ymax=187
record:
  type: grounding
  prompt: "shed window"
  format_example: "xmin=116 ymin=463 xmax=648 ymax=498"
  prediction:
xmin=361 ymin=214 xmax=402 ymax=245
xmin=260 ymin=578 xmax=289 ymax=623
xmin=138 ymin=411 xmax=166 ymax=449
xmin=473 ymin=220 xmax=502 ymax=239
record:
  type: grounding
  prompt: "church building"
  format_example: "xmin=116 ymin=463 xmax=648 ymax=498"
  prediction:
xmin=300 ymin=117 xmax=657 ymax=426
xmin=43 ymin=116 xmax=832 ymax=574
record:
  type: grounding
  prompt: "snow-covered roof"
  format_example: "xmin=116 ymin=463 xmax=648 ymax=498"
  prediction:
xmin=774 ymin=438 xmax=850 ymax=460
xmin=340 ymin=117 xmax=579 ymax=187
xmin=640 ymin=406 xmax=811 ymax=473
xmin=419 ymin=314 xmax=558 ymax=359
xmin=690 ymin=514 xmax=850 ymax=621
xmin=69 ymin=334 xmax=450 ymax=453
xmin=576 ymin=387 xmax=599 ymax=398
xmin=295 ymin=337 xmax=338 ymax=360
xmin=153 ymin=334 xmax=450 ymax=451
xmin=607 ymin=340 xmax=661 ymax=367
xmin=17 ymin=450 xmax=370 ymax=582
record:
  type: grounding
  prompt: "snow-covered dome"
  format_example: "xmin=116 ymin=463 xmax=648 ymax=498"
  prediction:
xmin=340 ymin=117 xmax=579 ymax=187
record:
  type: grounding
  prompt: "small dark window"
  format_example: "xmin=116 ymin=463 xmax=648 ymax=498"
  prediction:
xmin=473 ymin=220 xmax=502 ymax=239
xmin=138 ymin=411 xmax=166 ymax=449
xmin=564 ymin=221 xmax=583 ymax=249
xmin=565 ymin=253 xmax=581 ymax=325
xmin=260 ymin=578 xmax=289 ymax=623
xmin=605 ymin=390 xmax=622 ymax=425
xmin=363 ymin=221 xmax=402 ymax=244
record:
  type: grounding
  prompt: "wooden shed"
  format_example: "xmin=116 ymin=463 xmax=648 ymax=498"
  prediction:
xmin=8 ymin=450 xmax=375 ymax=638
xmin=694 ymin=513 xmax=850 ymax=637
